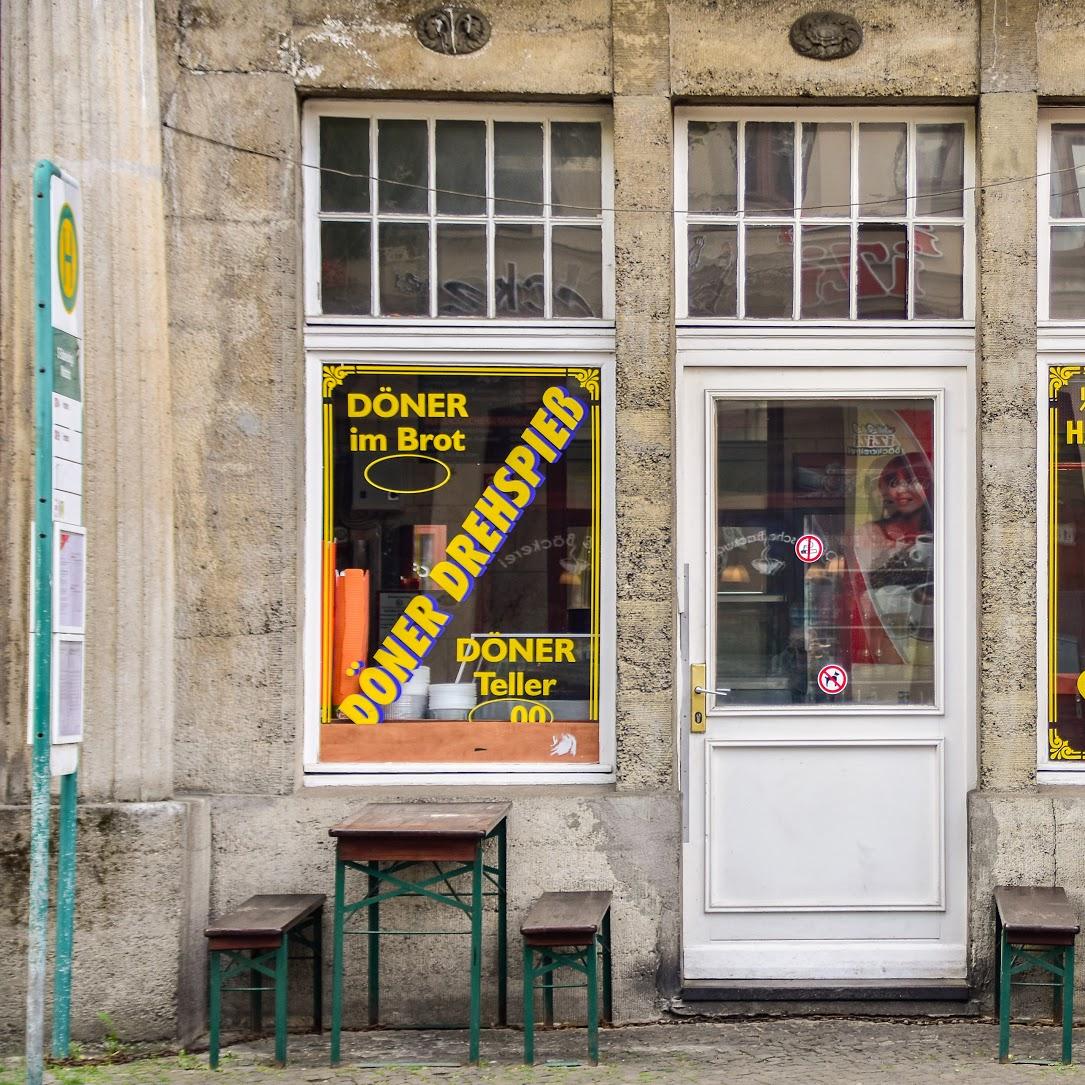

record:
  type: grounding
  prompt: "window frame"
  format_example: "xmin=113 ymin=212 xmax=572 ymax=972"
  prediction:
xmin=1038 ymin=110 xmax=1085 ymax=324
xmin=674 ymin=106 xmax=976 ymax=327
xmin=302 ymin=100 xmax=615 ymax=325
xmin=302 ymin=101 xmax=617 ymax=783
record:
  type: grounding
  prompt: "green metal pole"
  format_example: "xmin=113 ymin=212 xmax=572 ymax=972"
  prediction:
xmin=469 ymin=846 xmax=483 ymax=1066
xmin=1062 ymin=944 xmax=1075 ymax=1065
xmin=51 ymin=768 xmax=79 ymax=1057
xmin=521 ymin=943 xmax=535 ymax=1066
xmin=27 ymin=158 xmax=60 ymax=1085
xmin=496 ymin=822 xmax=507 ymax=1027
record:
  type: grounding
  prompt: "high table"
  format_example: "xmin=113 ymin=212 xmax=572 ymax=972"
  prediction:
xmin=328 ymin=802 xmax=511 ymax=1065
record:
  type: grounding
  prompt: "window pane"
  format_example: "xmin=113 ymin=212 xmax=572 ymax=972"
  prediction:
xmin=715 ymin=399 xmax=936 ymax=707
xmin=320 ymin=117 xmax=370 ymax=213
xmin=379 ymin=222 xmax=429 ymax=316
xmin=494 ymin=122 xmax=543 ymax=216
xmin=745 ymin=225 xmax=793 ymax=319
xmin=688 ymin=121 xmax=738 ymax=213
xmin=745 ymin=122 xmax=794 ymax=215
xmin=552 ymin=226 xmax=603 ymax=318
xmin=1049 ymin=366 xmax=1085 ymax=758
xmin=494 ymin=223 xmax=545 ymax=317
xmin=437 ymin=224 xmax=486 ymax=317
xmin=378 ymin=119 xmax=428 ymax=213
xmin=687 ymin=224 xmax=737 ymax=317
xmin=322 ymin=364 xmax=602 ymax=763
xmin=321 ymin=221 xmax=371 ymax=314
xmin=1051 ymin=125 xmax=1085 ymax=219
xmin=800 ymin=225 xmax=851 ymax=318
xmin=858 ymin=123 xmax=906 ymax=216
xmin=436 ymin=120 xmax=485 ymax=215
xmin=916 ymin=124 xmax=964 ymax=216
xmin=914 ymin=225 xmax=963 ymax=319
xmin=551 ymin=123 xmax=602 ymax=216
xmin=1051 ymin=225 xmax=1085 ymax=319
xmin=857 ymin=224 xmax=908 ymax=318
xmin=800 ymin=123 xmax=850 ymax=217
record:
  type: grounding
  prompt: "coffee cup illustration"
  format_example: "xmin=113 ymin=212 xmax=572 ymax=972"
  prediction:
xmin=908 ymin=533 xmax=934 ymax=565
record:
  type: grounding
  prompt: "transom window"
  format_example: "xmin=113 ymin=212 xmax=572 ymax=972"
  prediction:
xmin=1039 ymin=113 xmax=1085 ymax=321
xmin=304 ymin=103 xmax=613 ymax=321
xmin=677 ymin=108 xmax=974 ymax=323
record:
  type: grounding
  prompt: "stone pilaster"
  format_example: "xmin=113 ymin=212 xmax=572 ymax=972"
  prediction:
xmin=976 ymin=0 xmax=1039 ymax=790
xmin=0 ymin=1 xmax=175 ymax=801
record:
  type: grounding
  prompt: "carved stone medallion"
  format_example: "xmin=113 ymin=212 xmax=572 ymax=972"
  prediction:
xmin=416 ymin=6 xmax=491 ymax=55
xmin=789 ymin=11 xmax=862 ymax=60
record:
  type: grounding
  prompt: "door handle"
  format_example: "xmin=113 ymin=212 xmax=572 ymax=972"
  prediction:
xmin=689 ymin=664 xmax=732 ymax=734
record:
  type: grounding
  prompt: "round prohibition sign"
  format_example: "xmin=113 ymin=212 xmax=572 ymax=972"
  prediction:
xmin=817 ymin=663 xmax=848 ymax=695
xmin=795 ymin=534 xmax=824 ymax=564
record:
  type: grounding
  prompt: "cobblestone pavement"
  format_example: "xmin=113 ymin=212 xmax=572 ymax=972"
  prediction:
xmin=8 ymin=1019 xmax=1085 ymax=1085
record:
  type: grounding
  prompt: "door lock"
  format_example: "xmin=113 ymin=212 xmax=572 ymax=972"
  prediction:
xmin=688 ymin=664 xmax=729 ymax=734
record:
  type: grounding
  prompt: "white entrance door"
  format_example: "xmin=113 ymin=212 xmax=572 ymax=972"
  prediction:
xmin=679 ymin=364 xmax=974 ymax=981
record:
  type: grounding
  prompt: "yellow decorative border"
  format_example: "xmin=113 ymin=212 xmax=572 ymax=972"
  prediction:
xmin=321 ymin=362 xmax=603 ymax=729
xmin=1047 ymin=364 xmax=1085 ymax=761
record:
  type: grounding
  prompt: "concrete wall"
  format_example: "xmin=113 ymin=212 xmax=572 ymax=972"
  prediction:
xmin=8 ymin=0 xmax=1085 ymax=1052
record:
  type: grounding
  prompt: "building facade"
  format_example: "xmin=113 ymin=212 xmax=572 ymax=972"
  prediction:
xmin=3 ymin=0 xmax=1085 ymax=1046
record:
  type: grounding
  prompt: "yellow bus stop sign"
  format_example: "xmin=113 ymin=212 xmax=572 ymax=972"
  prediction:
xmin=56 ymin=204 xmax=78 ymax=314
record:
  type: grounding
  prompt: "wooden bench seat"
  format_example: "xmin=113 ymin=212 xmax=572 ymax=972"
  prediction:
xmin=205 ymin=893 xmax=325 ymax=1069
xmin=521 ymin=891 xmax=613 ymax=947
xmin=520 ymin=890 xmax=613 ymax=1065
xmin=995 ymin=885 xmax=1080 ymax=1065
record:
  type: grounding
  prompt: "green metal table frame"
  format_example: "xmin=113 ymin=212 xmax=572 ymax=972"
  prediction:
xmin=522 ymin=911 xmax=612 ymax=1065
xmin=996 ymin=922 xmax=1075 ymax=1064
xmin=330 ymin=818 xmax=508 ymax=1066
xmin=208 ymin=910 xmax=322 ymax=1069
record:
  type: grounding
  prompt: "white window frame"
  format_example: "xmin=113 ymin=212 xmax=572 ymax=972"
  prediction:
xmin=674 ymin=106 xmax=976 ymax=327
xmin=1038 ymin=109 xmax=1085 ymax=324
xmin=302 ymin=100 xmax=615 ymax=324
xmin=301 ymin=103 xmax=617 ymax=785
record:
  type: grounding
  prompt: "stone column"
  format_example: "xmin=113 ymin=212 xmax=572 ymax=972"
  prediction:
xmin=0 ymin=0 xmax=175 ymax=802
xmin=975 ymin=0 xmax=1039 ymax=791
xmin=610 ymin=0 xmax=676 ymax=791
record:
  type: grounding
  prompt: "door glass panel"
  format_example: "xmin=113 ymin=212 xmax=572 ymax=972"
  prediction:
xmin=714 ymin=398 xmax=936 ymax=707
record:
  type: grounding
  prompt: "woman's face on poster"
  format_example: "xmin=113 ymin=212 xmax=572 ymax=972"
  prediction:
xmin=879 ymin=467 xmax=927 ymax=516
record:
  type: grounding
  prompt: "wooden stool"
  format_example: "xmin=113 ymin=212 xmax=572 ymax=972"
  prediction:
xmin=521 ymin=891 xmax=612 ymax=1065
xmin=205 ymin=894 xmax=325 ymax=1068
xmin=995 ymin=885 xmax=1079 ymax=1064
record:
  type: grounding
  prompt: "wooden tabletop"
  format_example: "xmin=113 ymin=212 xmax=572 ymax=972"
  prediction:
xmin=521 ymin=891 xmax=612 ymax=940
xmin=995 ymin=886 xmax=1081 ymax=935
xmin=329 ymin=802 xmax=511 ymax=839
xmin=205 ymin=893 xmax=325 ymax=938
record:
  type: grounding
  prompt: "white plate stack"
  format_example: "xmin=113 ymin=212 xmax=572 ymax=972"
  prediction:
xmin=427 ymin=682 xmax=477 ymax=720
xmin=386 ymin=666 xmax=430 ymax=720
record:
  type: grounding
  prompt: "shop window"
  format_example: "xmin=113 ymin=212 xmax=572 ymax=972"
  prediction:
xmin=317 ymin=363 xmax=604 ymax=768
xmin=678 ymin=110 xmax=973 ymax=322
xmin=713 ymin=399 xmax=936 ymax=707
xmin=309 ymin=105 xmax=611 ymax=320
xmin=1045 ymin=366 xmax=1085 ymax=764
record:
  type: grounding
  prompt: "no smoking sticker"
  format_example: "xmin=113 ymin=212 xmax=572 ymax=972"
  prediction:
xmin=795 ymin=534 xmax=824 ymax=563
xmin=817 ymin=663 xmax=848 ymax=695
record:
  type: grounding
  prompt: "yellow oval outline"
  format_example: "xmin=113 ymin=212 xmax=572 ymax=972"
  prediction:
xmin=363 ymin=452 xmax=452 ymax=495
xmin=467 ymin=698 xmax=555 ymax=724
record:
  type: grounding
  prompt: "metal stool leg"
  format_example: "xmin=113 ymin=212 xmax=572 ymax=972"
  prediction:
xmin=522 ymin=943 xmax=536 ymax=1065
xmin=312 ymin=911 xmax=324 ymax=1033
xmin=209 ymin=950 xmax=222 ymax=1070
xmin=601 ymin=910 xmax=613 ymax=1025
xmin=497 ymin=823 xmax=508 ymax=1027
xmin=1063 ymin=944 xmax=1075 ymax=1065
xmin=368 ymin=867 xmax=380 ymax=1027
xmin=998 ymin=929 xmax=1012 ymax=1064
xmin=330 ymin=860 xmax=345 ymax=1065
xmin=469 ymin=848 xmax=483 ymax=1065
xmin=586 ymin=939 xmax=599 ymax=1065
xmin=274 ymin=936 xmax=289 ymax=1067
